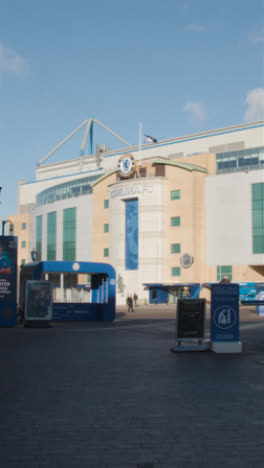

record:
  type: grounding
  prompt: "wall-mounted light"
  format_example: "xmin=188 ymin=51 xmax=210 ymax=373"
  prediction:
xmin=31 ymin=248 xmax=37 ymax=262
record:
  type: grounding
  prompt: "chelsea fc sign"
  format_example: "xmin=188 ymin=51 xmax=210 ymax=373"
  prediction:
xmin=118 ymin=154 xmax=136 ymax=178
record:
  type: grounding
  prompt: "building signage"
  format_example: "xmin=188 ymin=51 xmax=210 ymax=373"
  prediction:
xmin=117 ymin=153 xmax=136 ymax=178
xmin=110 ymin=184 xmax=153 ymax=198
xmin=0 ymin=235 xmax=18 ymax=327
xmin=211 ymin=283 xmax=239 ymax=342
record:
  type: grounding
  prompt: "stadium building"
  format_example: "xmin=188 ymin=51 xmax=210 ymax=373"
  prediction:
xmin=7 ymin=119 xmax=264 ymax=304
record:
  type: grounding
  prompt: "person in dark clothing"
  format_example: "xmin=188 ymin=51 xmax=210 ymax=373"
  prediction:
xmin=127 ymin=295 xmax=133 ymax=312
xmin=133 ymin=293 xmax=138 ymax=307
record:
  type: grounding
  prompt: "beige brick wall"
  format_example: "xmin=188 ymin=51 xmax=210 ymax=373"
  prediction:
xmin=7 ymin=213 xmax=32 ymax=266
xmin=92 ymin=173 xmax=116 ymax=262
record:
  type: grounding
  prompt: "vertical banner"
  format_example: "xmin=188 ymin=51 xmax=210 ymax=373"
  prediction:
xmin=211 ymin=283 xmax=239 ymax=342
xmin=125 ymin=199 xmax=138 ymax=270
xmin=0 ymin=235 xmax=18 ymax=327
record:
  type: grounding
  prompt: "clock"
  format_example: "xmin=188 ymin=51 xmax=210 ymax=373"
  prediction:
xmin=118 ymin=154 xmax=136 ymax=178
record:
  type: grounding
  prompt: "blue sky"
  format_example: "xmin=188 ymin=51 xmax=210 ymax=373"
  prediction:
xmin=0 ymin=0 xmax=263 ymax=220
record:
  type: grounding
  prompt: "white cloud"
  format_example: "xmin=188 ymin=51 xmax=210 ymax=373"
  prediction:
xmin=244 ymin=88 xmax=264 ymax=121
xmin=248 ymin=28 xmax=264 ymax=44
xmin=187 ymin=24 xmax=206 ymax=32
xmin=0 ymin=43 xmax=30 ymax=76
xmin=184 ymin=101 xmax=206 ymax=122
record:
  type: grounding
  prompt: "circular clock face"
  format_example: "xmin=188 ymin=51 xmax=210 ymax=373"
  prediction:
xmin=72 ymin=262 xmax=80 ymax=271
xmin=118 ymin=154 xmax=136 ymax=178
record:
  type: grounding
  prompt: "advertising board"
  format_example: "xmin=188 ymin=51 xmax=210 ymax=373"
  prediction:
xmin=0 ymin=235 xmax=17 ymax=327
xmin=211 ymin=283 xmax=239 ymax=342
xmin=25 ymin=281 xmax=53 ymax=321
xmin=176 ymin=299 xmax=206 ymax=340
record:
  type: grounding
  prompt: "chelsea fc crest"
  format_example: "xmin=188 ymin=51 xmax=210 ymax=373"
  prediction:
xmin=118 ymin=153 xmax=136 ymax=178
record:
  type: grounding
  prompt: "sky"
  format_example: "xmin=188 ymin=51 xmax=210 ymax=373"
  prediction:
xmin=0 ymin=0 xmax=263 ymax=221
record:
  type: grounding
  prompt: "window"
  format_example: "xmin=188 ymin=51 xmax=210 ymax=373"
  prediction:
xmin=155 ymin=165 xmax=165 ymax=177
xmin=21 ymin=259 xmax=26 ymax=265
xmin=104 ymin=200 xmax=109 ymax=209
xmin=171 ymin=216 xmax=181 ymax=227
xmin=104 ymin=224 xmax=109 ymax=233
xmin=22 ymin=223 xmax=26 ymax=230
xmin=63 ymin=208 xmax=76 ymax=260
xmin=171 ymin=267 xmax=181 ymax=276
xmin=139 ymin=167 xmax=147 ymax=178
xmin=171 ymin=243 xmax=181 ymax=254
xmin=104 ymin=248 xmax=109 ymax=257
xmin=171 ymin=190 xmax=180 ymax=200
xmin=21 ymin=240 xmax=26 ymax=248
xmin=252 ymin=183 xmax=264 ymax=253
xmin=217 ymin=266 xmax=232 ymax=282
xmin=47 ymin=212 xmax=57 ymax=260
xmin=87 ymin=274 xmax=91 ymax=285
xmin=36 ymin=216 xmax=42 ymax=261
xmin=9 ymin=224 xmax=14 ymax=235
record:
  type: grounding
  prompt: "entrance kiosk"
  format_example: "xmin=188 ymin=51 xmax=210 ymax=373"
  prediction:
xmin=20 ymin=261 xmax=116 ymax=322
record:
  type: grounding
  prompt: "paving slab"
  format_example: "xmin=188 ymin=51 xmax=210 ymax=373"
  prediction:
xmin=0 ymin=305 xmax=264 ymax=467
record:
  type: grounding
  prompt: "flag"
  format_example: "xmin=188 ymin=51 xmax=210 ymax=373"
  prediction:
xmin=144 ymin=134 xmax=158 ymax=144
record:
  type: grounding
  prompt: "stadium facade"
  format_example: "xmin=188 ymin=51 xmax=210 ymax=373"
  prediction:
xmin=8 ymin=120 xmax=264 ymax=304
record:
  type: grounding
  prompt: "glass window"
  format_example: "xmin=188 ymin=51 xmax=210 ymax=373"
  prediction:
xmin=171 ymin=190 xmax=180 ymax=200
xmin=252 ymin=183 xmax=264 ymax=253
xmin=9 ymin=224 xmax=14 ymax=235
xmin=47 ymin=212 xmax=57 ymax=260
xmin=22 ymin=223 xmax=26 ymax=230
xmin=104 ymin=224 xmax=109 ymax=233
xmin=171 ymin=267 xmax=181 ymax=276
xmin=21 ymin=240 xmax=26 ymax=248
xmin=104 ymin=200 xmax=109 ymax=209
xmin=171 ymin=243 xmax=181 ymax=253
xmin=217 ymin=266 xmax=232 ymax=281
xmin=63 ymin=208 xmax=76 ymax=261
xmin=36 ymin=175 xmax=99 ymax=207
xmin=21 ymin=259 xmax=26 ymax=265
xmin=104 ymin=248 xmax=109 ymax=257
xmin=171 ymin=216 xmax=181 ymax=227
xmin=253 ymin=237 xmax=264 ymax=254
xmin=36 ymin=216 xmax=42 ymax=261
xmin=252 ymin=183 xmax=263 ymax=200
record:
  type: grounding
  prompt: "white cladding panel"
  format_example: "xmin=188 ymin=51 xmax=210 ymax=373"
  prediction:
xmin=102 ymin=123 xmax=264 ymax=171
xmin=206 ymin=170 xmax=264 ymax=265
xmin=109 ymin=178 xmax=167 ymax=300
xmin=32 ymin=194 xmax=93 ymax=261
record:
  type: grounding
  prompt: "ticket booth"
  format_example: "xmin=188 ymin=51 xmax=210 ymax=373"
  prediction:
xmin=19 ymin=261 xmax=116 ymax=322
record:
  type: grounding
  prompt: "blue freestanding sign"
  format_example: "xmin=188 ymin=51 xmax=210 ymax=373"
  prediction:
xmin=0 ymin=235 xmax=18 ymax=327
xmin=211 ymin=283 xmax=239 ymax=343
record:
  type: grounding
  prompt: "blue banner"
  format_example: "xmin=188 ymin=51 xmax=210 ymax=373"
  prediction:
xmin=211 ymin=283 xmax=239 ymax=342
xmin=125 ymin=199 xmax=138 ymax=270
xmin=0 ymin=236 xmax=18 ymax=327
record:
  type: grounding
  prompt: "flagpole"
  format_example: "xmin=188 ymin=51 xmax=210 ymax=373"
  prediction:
xmin=139 ymin=121 xmax=142 ymax=167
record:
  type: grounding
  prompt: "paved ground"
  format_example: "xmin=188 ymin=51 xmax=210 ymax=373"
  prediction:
xmin=1 ymin=304 xmax=264 ymax=467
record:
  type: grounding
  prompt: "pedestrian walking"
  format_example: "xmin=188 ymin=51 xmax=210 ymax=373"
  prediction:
xmin=127 ymin=295 xmax=133 ymax=312
xmin=133 ymin=293 xmax=138 ymax=307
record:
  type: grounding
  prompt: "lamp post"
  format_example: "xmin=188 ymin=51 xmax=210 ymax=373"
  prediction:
xmin=2 ymin=219 xmax=13 ymax=236
xmin=31 ymin=248 xmax=37 ymax=262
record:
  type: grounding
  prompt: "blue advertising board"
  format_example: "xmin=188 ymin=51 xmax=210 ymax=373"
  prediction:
xmin=0 ymin=235 xmax=18 ymax=327
xmin=211 ymin=283 xmax=239 ymax=342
